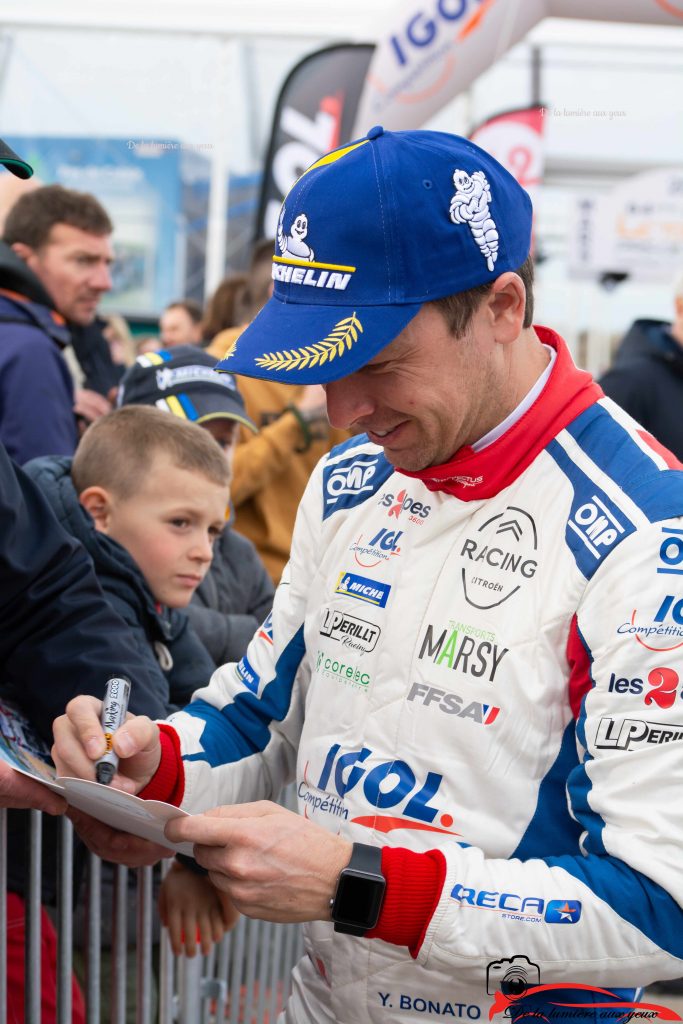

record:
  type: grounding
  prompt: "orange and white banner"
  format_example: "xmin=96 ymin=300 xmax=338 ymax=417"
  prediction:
xmin=353 ymin=0 xmax=683 ymax=135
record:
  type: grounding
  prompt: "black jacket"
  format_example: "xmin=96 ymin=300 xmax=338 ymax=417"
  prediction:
xmin=0 ymin=443 xmax=205 ymax=900
xmin=187 ymin=524 xmax=274 ymax=665
xmin=599 ymin=319 xmax=683 ymax=460
xmin=23 ymin=455 xmax=217 ymax=714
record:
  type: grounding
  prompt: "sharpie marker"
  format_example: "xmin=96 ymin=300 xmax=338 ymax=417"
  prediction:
xmin=95 ymin=676 xmax=132 ymax=785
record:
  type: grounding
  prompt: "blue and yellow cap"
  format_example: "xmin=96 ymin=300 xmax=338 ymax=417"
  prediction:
xmin=216 ymin=125 xmax=532 ymax=384
xmin=118 ymin=345 xmax=256 ymax=432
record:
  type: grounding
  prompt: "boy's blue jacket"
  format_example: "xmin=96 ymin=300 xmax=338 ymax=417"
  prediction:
xmin=24 ymin=455 xmax=217 ymax=715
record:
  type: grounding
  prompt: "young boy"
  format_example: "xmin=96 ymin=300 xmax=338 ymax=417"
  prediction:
xmin=26 ymin=405 xmax=228 ymax=712
xmin=117 ymin=346 xmax=274 ymax=666
xmin=25 ymin=406 xmax=239 ymax=955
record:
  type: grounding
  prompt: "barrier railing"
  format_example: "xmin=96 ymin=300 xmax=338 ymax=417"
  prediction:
xmin=0 ymin=790 xmax=303 ymax=1024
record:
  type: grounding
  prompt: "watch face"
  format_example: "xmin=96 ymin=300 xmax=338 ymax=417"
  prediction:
xmin=334 ymin=871 xmax=385 ymax=929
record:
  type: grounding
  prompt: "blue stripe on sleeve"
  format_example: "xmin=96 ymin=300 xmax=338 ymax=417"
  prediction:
xmin=181 ymin=625 xmax=306 ymax=767
xmin=546 ymin=437 xmax=637 ymax=580
xmin=546 ymin=850 xmax=683 ymax=960
xmin=566 ymin=406 xmax=683 ymax=522
xmin=512 ymin=721 xmax=583 ymax=861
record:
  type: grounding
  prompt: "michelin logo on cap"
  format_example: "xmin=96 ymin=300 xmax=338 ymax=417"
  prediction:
xmin=449 ymin=169 xmax=499 ymax=273
xmin=272 ymin=205 xmax=355 ymax=292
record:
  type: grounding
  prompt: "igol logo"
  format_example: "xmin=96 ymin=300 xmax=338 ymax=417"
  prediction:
xmin=316 ymin=743 xmax=459 ymax=835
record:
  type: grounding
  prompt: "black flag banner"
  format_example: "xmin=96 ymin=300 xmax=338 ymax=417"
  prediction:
xmin=255 ymin=43 xmax=374 ymax=243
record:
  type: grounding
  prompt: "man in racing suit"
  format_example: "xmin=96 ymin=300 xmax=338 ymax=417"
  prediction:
xmin=54 ymin=128 xmax=683 ymax=1023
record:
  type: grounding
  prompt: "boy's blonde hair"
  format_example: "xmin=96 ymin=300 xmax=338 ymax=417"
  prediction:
xmin=72 ymin=405 xmax=230 ymax=499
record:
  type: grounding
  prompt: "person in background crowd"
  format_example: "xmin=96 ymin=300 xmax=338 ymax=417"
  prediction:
xmin=201 ymin=271 xmax=248 ymax=343
xmin=599 ymin=269 xmax=683 ymax=461
xmin=159 ymin=299 xmax=203 ymax=348
xmin=117 ymin=346 xmax=274 ymax=664
xmin=207 ymin=240 xmax=349 ymax=583
xmin=103 ymin=313 xmax=137 ymax=370
xmin=0 ymin=183 xmax=114 ymax=463
xmin=136 ymin=333 xmax=162 ymax=356
xmin=55 ymin=127 xmax=683 ymax=1024
xmin=25 ymin=404 xmax=237 ymax=1006
xmin=1 ymin=428 xmax=172 ymax=1024
xmin=0 ymin=134 xmax=171 ymax=1019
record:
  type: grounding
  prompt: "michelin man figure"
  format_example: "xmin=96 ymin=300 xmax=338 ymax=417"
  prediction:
xmin=449 ymin=169 xmax=499 ymax=273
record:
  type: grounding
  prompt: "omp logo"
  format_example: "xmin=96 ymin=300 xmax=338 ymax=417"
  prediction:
xmin=320 ymin=607 xmax=381 ymax=653
xmin=325 ymin=457 xmax=378 ymax=505
xmin=567 ymin=495 xmax=624 ymax=558
xmin=451 ymin=886 xmax=581 ymax=925
xmin=658 ymin=528 xmax=683 ymax=576
xmin=459 ymin=506 xmax=538 ymax=610
xmin=316 ymin=743 xmax=458 ymax=835
xmin=335 ymin=571 xmax=391 ymax=608
xmin=378 ymin=489 xmax=431 ymax=524
xmin=595 ymin=715 xmax=683 ymax=750
xmin=350 ymin=528 xmax=403 ymax=567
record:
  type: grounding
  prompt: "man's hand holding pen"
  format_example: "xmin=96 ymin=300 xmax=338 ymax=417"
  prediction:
xmin=52 ymin=693 xmax=162 ymax=794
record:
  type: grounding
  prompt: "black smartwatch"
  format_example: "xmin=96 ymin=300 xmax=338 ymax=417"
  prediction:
xmin=330 ymin=842 xmax=386 ymax=936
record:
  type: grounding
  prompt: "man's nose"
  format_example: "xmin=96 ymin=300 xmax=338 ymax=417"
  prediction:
xmin=324 ymin=375 xmax=374 ymax=430
xmin=91 ymin=262 xmax=113 ymax=293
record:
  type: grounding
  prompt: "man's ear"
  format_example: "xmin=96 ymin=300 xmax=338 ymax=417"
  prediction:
xmin=78 ymin=486 xmax=114 ymax=533
xmin=10 ymin=241 xmax=38 ymax=269
xmin=487 ymin=272 xmax=527 ymax=344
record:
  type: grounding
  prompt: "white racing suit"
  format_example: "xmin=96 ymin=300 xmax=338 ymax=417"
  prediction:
xmin=165 ymin=332 xmax=683 ymax=1022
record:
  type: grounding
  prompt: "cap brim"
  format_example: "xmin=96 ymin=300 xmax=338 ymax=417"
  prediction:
xmin=215 ymin=294 xmax=422 ymax=384
xmin=183 ymin=391 xmax=257 ymax=433
xmin=0 ymin=139 xmax=33 ymax=180
xmin=196 ymin=409 xmax=257 ymax=433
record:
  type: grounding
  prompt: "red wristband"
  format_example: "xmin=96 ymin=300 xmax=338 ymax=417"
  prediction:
xmin=137 ymin=724 xmax=185 ymax=806
xmin=366 ymin=846 xmax=446 ymax=957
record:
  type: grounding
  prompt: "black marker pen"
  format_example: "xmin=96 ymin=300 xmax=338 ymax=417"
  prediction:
xmin=95 ymin=676 xmax=131 ymax=785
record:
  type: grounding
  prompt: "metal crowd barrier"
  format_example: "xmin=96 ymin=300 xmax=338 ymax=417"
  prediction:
xmin=0 ymin=790 xmax=304 ymax=1024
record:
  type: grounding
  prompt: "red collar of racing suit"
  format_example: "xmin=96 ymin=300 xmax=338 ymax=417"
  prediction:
xmin=398 ymin=326 xmax=603 ymax=500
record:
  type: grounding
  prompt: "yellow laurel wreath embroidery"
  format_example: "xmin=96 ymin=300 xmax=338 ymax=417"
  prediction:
xmin=254 ymin=313 xmax=363 ymax=372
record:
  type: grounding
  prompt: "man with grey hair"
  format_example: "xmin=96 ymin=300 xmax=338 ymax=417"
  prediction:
xmin=600 ymin=270 xmax=683 ymax=460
